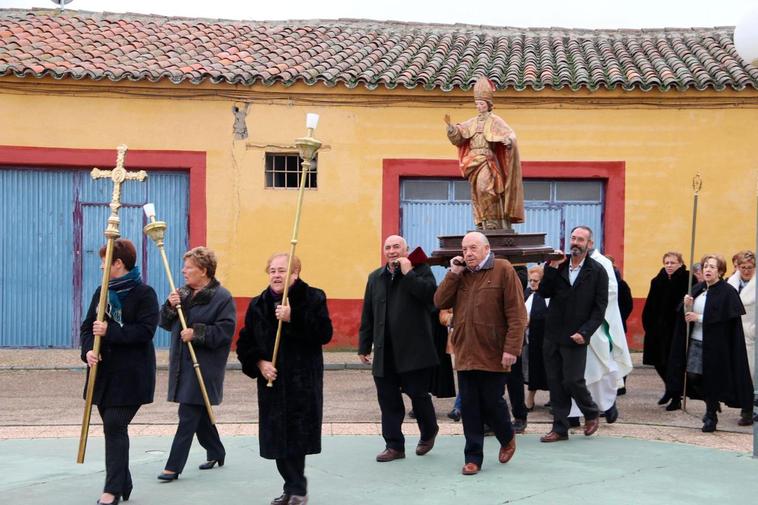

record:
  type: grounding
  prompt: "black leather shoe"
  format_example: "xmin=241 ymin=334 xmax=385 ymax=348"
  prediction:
xmin=270 ymin=494 xmax=291 ymax=505
xmin=702 ymin=413 xmax=718 ymax=432
xmin=657 ymin=392 xmax=672 ymax=405
xmin=447 ymin=408 xmax=461 ymax=422
xmin=157 ymin=471 xmax=179 ymax=482
xmin=666 ymin=398 xmax=682 ymax=411
xmin=605 ymin=403 xmax=619 ymax=424
xmin=199 ymin=458 xmax=225 ymax=470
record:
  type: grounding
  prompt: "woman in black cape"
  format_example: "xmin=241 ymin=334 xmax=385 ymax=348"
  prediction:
xmin=665 ymin=254 xmax=754 ymax=431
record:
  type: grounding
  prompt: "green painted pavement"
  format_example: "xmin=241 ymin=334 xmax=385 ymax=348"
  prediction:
xmin=2 ymin=435 xmax=757 ymax=504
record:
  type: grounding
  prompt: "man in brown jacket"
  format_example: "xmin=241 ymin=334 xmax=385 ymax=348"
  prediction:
xmin=434 ymin=231 xmax=527 ymax=475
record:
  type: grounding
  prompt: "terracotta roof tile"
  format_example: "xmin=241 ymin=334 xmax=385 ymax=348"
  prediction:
xmin=1 ymin=9 xmax=756 ymax=91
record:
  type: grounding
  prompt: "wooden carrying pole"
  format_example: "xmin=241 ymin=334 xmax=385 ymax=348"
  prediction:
xmin=77 ymin=145 xmax=147 ymax=463
xmin=143 ymin=206 xmax=216 ymax=424
xmin=682 ymin=173 xmax=703 ymax=412
xmin=268 ymin=114 xmax=322 ymax=387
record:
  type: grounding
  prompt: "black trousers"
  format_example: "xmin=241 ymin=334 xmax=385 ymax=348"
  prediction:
xmin=165 ymin=403 xmax=225 ymax=473
xmin=543 ymin=339 xmax=599 ymax=434
xmin=458 ymin=370 xmax=513 ymax=467
xmin=97 ymin=404 xmax=139 ymax=496
xmin=374 ymin=367 xmax=438 ymax=451
xmin=505 ymin=355 xmax=528 ymax=420
xmin=276 ymin=455 xmax=307 ymax=496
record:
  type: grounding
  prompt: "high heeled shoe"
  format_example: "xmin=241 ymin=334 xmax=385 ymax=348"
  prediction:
xmin=198 ymin=457 xmax=225 ymax=470
xmin=157 ymin=471 xmax=179 ymax=482
xmin=96 ymin=495 xmax=120 ymax=505
xmin=121 ymin=486 xmax=132 ymax=502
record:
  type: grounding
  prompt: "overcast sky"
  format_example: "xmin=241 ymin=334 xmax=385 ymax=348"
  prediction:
xmin=1 ymin=0 xmax=757 ymax=29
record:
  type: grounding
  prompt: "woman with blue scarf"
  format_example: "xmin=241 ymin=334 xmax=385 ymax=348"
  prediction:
xmin=80 ymin=238 xmax=159 ymax=505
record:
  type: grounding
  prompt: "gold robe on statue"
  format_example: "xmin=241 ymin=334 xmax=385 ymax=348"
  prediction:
xmin=447 ymin=112 xmax=524 ymax=229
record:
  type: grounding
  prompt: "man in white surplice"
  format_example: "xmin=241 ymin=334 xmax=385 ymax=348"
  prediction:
xmin=569 ymin=248 xmax=633 ymax=421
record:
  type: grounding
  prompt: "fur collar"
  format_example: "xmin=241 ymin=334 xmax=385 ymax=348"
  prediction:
xmin=178 ymin=278 xmax=220 ymax=308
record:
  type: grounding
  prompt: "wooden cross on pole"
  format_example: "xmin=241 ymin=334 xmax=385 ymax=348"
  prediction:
xmin=77 ymin=144 xmax=148 ymax=463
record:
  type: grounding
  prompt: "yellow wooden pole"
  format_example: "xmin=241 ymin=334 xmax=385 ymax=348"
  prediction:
xmin=268 ymin=115 xmax=322 ymax=387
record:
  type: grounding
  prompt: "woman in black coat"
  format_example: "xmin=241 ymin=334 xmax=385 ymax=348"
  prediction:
xmin=236 ymin=253 xmax=333 ymax=505
xmin=80 ymin=239 xmax=159 ymax=505
xmin=524 ymin=266 xmax=549 ymax=409
xmin=642 ymin=251 xmax=689 ymax=407
xmin=158 ymin=247 xmax=236 ymax=481
xmin=666 ymin=254 xmax=754 ymax=430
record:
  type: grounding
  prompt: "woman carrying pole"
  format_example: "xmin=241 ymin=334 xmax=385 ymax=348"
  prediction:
xmin=157 ymin=247 xmax=236 ymax=481
xmin=81 ymin=238 xmax=159 ymax=505
xmin=236 ymin=253 xmax=333 ymax=505
xmin=666 ymin=254 xmax=754 ymax=431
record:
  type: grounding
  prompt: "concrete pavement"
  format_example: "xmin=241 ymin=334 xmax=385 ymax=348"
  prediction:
xmin=1 ymin=350 xmax=758 ymax=504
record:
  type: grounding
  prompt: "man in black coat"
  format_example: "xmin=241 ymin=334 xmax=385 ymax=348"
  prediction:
xmin=538 ymin=225 xmax=608 ymax=442
xmin=359 ymin=235 xmax=440 ymax=462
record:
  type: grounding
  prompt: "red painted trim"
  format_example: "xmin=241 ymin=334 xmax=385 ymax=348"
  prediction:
xmin=232 ymin=297 xmax=362 ymax=350
xmin=382 ymin=159 xmax=626 ymax=271
xmin=626 ymin=298 xmax=646 ymax=351
xmin=0 ymin=146 xmax=207 ymax=246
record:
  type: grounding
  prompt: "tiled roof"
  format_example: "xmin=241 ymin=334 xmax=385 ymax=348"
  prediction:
xmin=1 ymin=9 xmax=757 ymax=92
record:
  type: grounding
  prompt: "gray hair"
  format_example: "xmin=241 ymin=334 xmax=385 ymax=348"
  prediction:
xmin=570 ymin=225 xmax=593 ymax=240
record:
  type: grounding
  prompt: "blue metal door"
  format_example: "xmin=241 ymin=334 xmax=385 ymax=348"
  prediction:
xmin=0 ymin=168 xmax=188 ymax=348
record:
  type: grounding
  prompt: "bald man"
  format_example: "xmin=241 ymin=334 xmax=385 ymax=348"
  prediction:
xmin=359 ymin=235 xmax=440 ymax=463
xmin=434 ymin=232 xmax=527 ymax=475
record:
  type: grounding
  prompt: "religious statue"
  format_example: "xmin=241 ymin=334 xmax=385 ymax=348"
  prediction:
xmin=445 ymin=77 xmax=524 ymax=230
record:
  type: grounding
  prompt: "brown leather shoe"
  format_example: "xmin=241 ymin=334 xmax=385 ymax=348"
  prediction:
xmin=498 ymin=437 xmax=516 ymax=464
xmin=539 ymin=431 xmax=569 ymax=443
xmin=376 ymin=448 xmax=405 ymax=462
xmin=461 ymin=462 xmax=480 ymax=475
xmin=288 ymin=496 xmax=308 ymax=505
xmin=416 ymin=427 xmax=439 ymax=456
xmin=270 ymin=494 xmax=290 ymax=505
xmin=584 ymin=417 xmax=599 ymax=436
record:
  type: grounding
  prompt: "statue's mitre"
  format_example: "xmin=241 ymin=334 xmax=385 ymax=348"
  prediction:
xmin=473 ymin=76 xmax=495 ymax=103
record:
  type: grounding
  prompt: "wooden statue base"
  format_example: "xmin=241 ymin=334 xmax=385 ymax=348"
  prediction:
xmin=430 ymin=229 xmax=555 ymax=266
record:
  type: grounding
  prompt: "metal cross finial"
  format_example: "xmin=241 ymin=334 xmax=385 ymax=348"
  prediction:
xmin=90 ymin=145 xmax=147 ymax=239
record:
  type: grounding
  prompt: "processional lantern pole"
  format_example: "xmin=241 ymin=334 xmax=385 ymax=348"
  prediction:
xmin=267 ymin=113 xmax=322 ymax=388
xmin=77 ymin=145 xmax=147 ymax=463
xmin=142 ymin=204 xmax=217 ymax=424
xmin=682 ymin=173 xmax=702 ymax=413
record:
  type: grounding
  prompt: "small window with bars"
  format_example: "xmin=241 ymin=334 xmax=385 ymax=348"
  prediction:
xmin=264 ymin=153 xmax=318 ymax=189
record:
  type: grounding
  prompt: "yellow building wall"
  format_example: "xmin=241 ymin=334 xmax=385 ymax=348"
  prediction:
xmin=1 ymin=79 xmax=757 ymax=309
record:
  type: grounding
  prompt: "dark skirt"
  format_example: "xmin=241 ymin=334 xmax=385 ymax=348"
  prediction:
xmin=527 ymin=334 xmax=549 ymax=391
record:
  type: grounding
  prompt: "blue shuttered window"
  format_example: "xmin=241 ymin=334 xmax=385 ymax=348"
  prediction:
xmin=0 ymin=168 xmax=188 ymax=348
xmin=400 ymin=178 xmax=604 ymax=283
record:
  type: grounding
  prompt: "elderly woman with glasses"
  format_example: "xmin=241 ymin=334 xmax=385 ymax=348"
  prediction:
xmin=666 ymin=254 xmax=754 ymax=431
